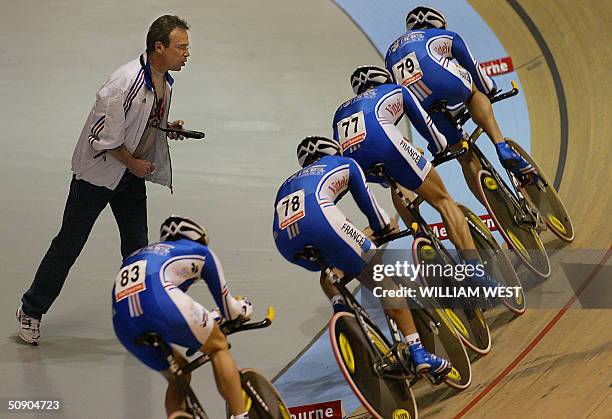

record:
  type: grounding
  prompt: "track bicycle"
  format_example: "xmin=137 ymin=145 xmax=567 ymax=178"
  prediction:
xmin=295 ymin=230 xmax=473 ymax=419
xmin=369 ymin=160 xmax=493 ymax=355
xmin=437 ymin=82 xmax=575 ymax=277
xmin=136 ymin=308 xmax=290 ymax=419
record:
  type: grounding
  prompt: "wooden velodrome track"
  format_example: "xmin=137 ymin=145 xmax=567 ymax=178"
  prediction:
xmin=393 ymin=1 xmax=612 ymax=418
xmin=0 ymin=1 xmax=608 ymax=417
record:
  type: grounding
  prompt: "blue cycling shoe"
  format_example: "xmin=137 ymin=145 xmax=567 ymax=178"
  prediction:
xmin=409 ymin=342 xmax=452 ymax=384
xmin=495 ymin=141 xmax=539 ymax=184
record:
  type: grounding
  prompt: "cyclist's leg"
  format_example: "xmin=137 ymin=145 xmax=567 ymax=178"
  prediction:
xmin=466 ymin=86 xmax=504 ymax=144
xmin=199 ymin=325 xmax=246 ymax=416
xmin=457 ymin=144 xmax=486 ymax=206
xmin=415 ymin=168 xmax=479 ymax=258
xmin=391 ymin=183 xmax=419 ymax=228
xmin=161 ymin=350 xmax=191 ymax=416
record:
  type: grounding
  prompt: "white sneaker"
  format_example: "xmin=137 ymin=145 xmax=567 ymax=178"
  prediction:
xmin=16 ymin=307 xmax=40 ymax=345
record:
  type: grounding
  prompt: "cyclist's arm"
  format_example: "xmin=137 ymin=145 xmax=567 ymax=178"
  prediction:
xmin=201 ymin=249 xmax=243 ymax=321
xmin=450 ymin=33 xmax=497 ymax=95
xmin=347 ymin=158 xmax=391 ymax=233
xmin=401 ymin=87 xmax=448 ymax=154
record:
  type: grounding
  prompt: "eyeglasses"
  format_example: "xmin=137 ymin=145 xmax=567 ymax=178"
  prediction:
xmin=174 ymin=44 xmax=190 ymax=52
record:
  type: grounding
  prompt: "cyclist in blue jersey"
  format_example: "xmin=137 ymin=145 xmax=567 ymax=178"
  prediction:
xmin=385 ymin=5 xmax=537 ymax=190
xmin=112 ymin=215 xmax=252 ymax=419
xmin=273 ymin=136 xmax=452 ymax=383
xmin=333 ymin=65 xmax=496 ymax=287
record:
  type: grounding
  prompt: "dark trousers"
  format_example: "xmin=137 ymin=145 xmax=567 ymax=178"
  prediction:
xmin=22 ymin=171 xmax=148 ymax=319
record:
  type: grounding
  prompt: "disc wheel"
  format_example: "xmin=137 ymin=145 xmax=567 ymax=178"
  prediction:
xmin=506 ymin=139 xmax=574 ymax=242
xmin=330 ymin=312 xmax=418 ymax=419
xmin=412 ymin=237 xmax=491 ymax=355
xmin=227 ymin=369 xmax=291 ymax=419
xmin=458 ymin=204 xmax=526 ymax=315
xmin=477 ymin=169 xmax=551 ymax=278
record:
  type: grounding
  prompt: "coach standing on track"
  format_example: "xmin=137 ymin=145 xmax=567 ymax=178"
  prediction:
xmin=17 ymin=15 xmax=192 ymax=345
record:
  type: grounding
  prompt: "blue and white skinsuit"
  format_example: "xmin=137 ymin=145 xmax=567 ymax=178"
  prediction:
xmin=385 ymin=29 xmax=496 ymax=153
xmin=112 ymin=240 xmax=243 ymax=371
xmin=273 ymin=155 xmax=391 ymax=276
xmin=332 ymin=83 xmax=444 ymax=188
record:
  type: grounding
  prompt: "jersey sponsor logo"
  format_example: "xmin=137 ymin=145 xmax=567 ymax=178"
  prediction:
xmin=327 ymin=175 xmax=349 ymax=195
xmin=393 ymin=32 xmax=424 ymax=51
xmin=168 ymin=258 xmax=204 ymax=283
xmin=284 ymin=165 xmax=326 ymax=185
xmin=433 ymin=43 xmax=451 ymax=56
xmin=479 ymin=57 xmax=514 ymax=76
xmin=384 ymin=98 xmax=403 ymax=118
xmin=340 ymin=90 xmax=377 ymax=110
xmin=400 ymin=139 xmax=422 ymax=165
xmin=390 ymin=39 xmax=400 ymax=52
xmin=140 ymin=243 xmax=173 ymax=256
xmin=404 ymin=32 xmax=424 ymax=43
xmin=341 ymin=222 xmax=367 ymax=247
xmin=457 ymin=67 xmax=472 ymax=84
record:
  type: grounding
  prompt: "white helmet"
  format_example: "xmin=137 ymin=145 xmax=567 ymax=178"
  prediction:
xmin=350 ymin=65 xmax=393 ymax=95
xmin=160 ymin=215 xmax=209 ymax=245
xmin=296 ymin=136 xmax=341 ymax=167
xmin=406 ymin=6 xmax=447 ymax=31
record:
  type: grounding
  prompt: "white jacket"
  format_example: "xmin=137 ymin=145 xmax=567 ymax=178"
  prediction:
xmin=72 ymin=54 xmax=174 ymax=190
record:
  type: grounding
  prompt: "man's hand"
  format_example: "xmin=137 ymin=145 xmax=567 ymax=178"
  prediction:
xmin=128 ymin=159 xmax=155 ymax=178
xmin=365 ymin=219 xmax=400 ymax=241
xmin=166 ymin=120 xmax=185 ymax=140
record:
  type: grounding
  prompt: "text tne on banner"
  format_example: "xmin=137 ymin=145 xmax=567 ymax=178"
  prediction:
xmin=430 ymin=214 xmax=497 ymax=241
xmin=288 ymin=400 xmax=343 ymax=419
xmin=479 ymin=56 xmax=514 ymax=77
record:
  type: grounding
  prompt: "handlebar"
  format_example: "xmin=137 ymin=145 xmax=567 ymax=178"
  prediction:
xmin=372 ymin=227 xmax=414 ymax=246
xmin=183 ymin=306 xmax=275 ymax=357
xmin=430 ymin=140 xmax=469 ymax=166
xmin=221 ymin=306 xmax=275 ymax=335
xmin=456 ymin=81 xmax=520 ymax=126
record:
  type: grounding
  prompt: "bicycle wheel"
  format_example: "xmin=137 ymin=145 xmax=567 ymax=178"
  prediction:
xmin=330 ymin=312 xmax=418 ymax=419
xmin=506 ymin=139 xmax=575 ymax=242
xmin=458 ymin=204 xmax=526 ymax=315
xmin=477 ymin=169 xmax=551 ymax=278
xmin=227 ymin=369 xmax=291 ymax=419
xmin=413 ymin=307 xmax=472 ymax=390
xmin=412 ymin=237 xmax=491 ymax=355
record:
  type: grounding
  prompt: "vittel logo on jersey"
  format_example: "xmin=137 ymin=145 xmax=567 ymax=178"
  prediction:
xmin=328 ymin=175 xmax=349 ymax=195
xmin=385 ymin=99 xmax=403 ymax=117
xmin=434 ymin=43 xmax=451 ymax=56
xmin=341 ymin=223 xmax=366 ymax=246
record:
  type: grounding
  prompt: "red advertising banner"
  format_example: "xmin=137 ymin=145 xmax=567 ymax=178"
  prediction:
xmin=288 ymin=400 xmax=343 ymax=419
xmin=479 ymin=56 xmax=514 ymax=77
xmin=430 ymin=214 xmax=497 ymax=241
